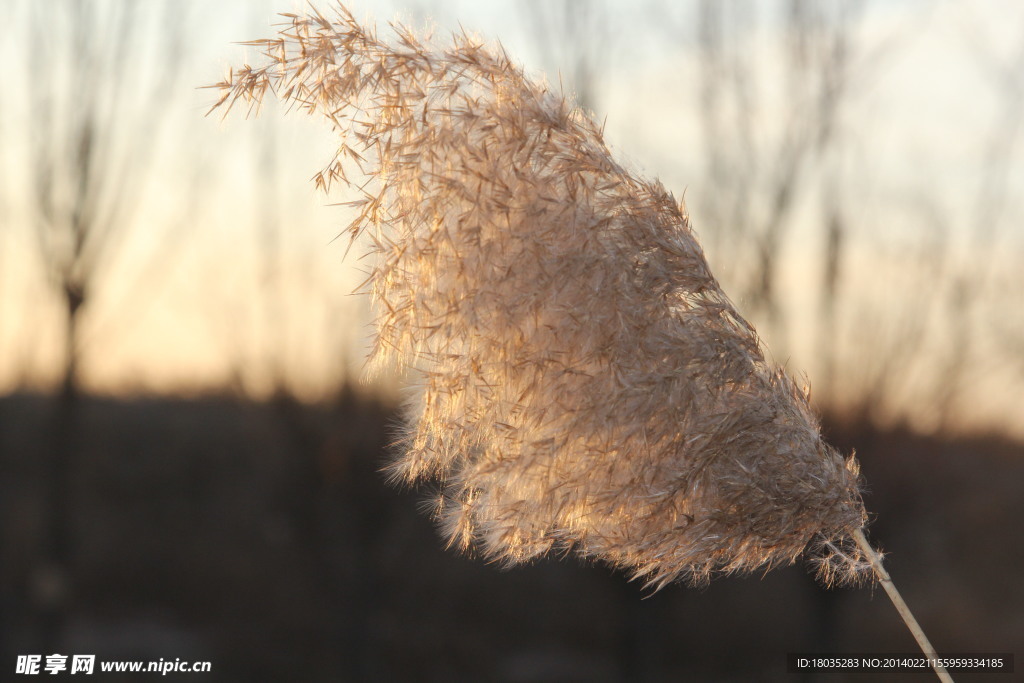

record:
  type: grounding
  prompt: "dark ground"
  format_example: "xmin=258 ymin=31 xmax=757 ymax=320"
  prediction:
xmin=0 ymin=389 xmax=1020 ymax=682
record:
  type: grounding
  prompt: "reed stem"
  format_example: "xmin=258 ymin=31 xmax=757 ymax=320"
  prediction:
xmin=853 ymin=528 xmax=953 ymax=683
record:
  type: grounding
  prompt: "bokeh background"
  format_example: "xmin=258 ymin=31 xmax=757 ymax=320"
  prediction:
xmin=1 ymin=0 xmax=1022 ymax=680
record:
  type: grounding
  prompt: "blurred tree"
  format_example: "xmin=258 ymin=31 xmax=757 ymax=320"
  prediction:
xmin=7 ymin=0 xmax=188 ymax=645
xmin=20 ymin=1 xmax=184 ymax=398
xmin=695 ymin=0 xmax=866 ymax=355
xmin=934 ymin=29 xmax=1024 ymax=430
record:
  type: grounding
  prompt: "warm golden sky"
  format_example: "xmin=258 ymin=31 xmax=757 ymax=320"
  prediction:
xmin=1 ymin=0 xmax=1022 ymax=436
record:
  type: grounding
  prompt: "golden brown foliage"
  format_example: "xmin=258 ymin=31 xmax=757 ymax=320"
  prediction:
xmin=209 ymin=3 xmax=870 ymax=588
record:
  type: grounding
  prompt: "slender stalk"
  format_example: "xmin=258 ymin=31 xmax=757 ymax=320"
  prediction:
xmin=853 ymin=529 xmax=953 ymax=683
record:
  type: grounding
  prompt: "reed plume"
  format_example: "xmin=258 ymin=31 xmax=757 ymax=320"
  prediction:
xmin=210 ymin=9 xmax=959 ymax=678
xmin=207 ymin=3 xmax=872 ymax=590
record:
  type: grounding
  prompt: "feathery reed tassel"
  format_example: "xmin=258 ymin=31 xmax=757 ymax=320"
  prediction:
xmin=209 ymin=1 xmax=869 ymax=587
xmin=209 ymin=7 xmax=949 ymax=678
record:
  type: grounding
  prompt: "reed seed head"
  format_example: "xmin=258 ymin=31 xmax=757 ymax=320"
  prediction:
xmin=210 ymin=3 xmax=871 ymax=589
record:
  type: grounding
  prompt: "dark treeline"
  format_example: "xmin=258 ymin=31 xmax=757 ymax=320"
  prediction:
xmin=1 ymin=390 xmax=1020 ymax=681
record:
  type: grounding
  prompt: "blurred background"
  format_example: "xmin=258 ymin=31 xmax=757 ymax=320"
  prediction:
xmin=1 ymin=0 xmax=1021 ymax=680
